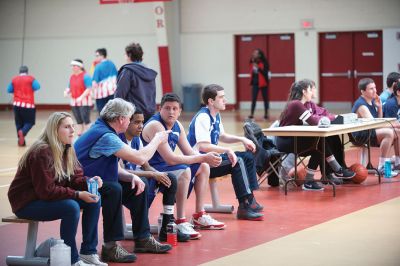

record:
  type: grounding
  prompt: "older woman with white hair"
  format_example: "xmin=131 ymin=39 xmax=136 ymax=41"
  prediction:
xmin=8 ymin=112 xmax=106 ymax=266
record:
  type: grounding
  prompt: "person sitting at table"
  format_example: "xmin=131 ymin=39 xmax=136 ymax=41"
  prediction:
xmin=276 ymin=79 xmax=355 ymax=191
xmin=352 ymin=78 xmax=400 ymax=176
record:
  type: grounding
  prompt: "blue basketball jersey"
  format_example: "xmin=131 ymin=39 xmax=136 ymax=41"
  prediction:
xmin=187 ymin=107 xmax=221 ymax=147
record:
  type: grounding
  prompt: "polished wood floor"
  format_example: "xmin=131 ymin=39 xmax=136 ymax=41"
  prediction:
xmin=0 ymin=109 xmax=399 ymax=266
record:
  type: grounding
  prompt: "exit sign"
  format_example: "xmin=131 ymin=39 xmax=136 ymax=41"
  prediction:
xmin=301 ymin=19 xmax=314 ymax=29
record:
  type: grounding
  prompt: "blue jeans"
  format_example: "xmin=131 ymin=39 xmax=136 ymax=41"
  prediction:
xmin=96 ymin=95 xmax=114 ymax=114
xmin=210 ymin=151 xmax=259 ymax=200
xmin=15 ymin=199 xmax=101 ymax=264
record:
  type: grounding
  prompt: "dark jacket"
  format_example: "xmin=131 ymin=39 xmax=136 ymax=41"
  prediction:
xmin=115 ymin=62 xmax=157 ymax=118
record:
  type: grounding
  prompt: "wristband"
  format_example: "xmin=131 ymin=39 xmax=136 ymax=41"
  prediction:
xmin=75 ymin=191 xmax=80 ymax=199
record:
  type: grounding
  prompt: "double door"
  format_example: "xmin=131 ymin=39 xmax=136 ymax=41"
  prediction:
xmin=319 ymin=31 xmax=383 ymax=105
xmin=235 ymin=34 xmax=295 ymax=108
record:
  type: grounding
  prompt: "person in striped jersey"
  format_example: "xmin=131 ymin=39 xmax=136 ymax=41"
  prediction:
xmin=64 ymin=59 xmax=93 ymax=136
xmin=7 ymin=65 xmax=40 ymax=146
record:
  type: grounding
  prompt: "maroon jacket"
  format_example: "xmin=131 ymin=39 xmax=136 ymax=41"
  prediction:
xmin=8 ymin=145 xmax=88 ymax=213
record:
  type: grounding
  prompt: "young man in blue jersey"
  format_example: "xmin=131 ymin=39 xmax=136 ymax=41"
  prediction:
xmin=187 ymin=84 xmax=263 ymax=221
xmin=92 ymin=48 xmax=118 ymax=113
xmin=142 ymin=93 xmax=224 ymax=240
xmin=75 ymin=98 xmax=172 ymax=263
xmin=352 ymin=78 xmax=400 ymax=176
xmin=119 ymin=109 xmax=190 ymax=242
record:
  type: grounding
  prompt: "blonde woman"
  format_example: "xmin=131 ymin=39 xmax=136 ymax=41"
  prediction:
xmin=8 ymin=112 xmax=107 ymax=266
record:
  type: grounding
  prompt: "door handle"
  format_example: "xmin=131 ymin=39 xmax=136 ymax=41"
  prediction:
xmin=269 ymin=72 xmax=295 ymax=78
xmin=237 ymin=73 xmax=251 ymax=78
xmin=355 ymin=71 xmax=383 ymax=77
xmin=321 ymin=70 xmax=352 ymax=79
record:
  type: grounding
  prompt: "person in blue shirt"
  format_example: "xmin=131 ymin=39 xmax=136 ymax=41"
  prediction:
xmin=352 ymin=78 xmax=400 ymax=176
xmin=74 ymin=98 xmax=172 ymax=263
xmin=379 ymin=72 xmax=400 ymax=105
xmin=142 ymin=93 xmax=224 ymax=240
xmin=187 ymin=84 xmax=264 ymax=220
xmin=92 ymin=48 xmax=118 ymax=113
xmin=383 ymin=82 xmax=400 ymax=121
xmin=118 ymin=109 xmax=190 ymax=242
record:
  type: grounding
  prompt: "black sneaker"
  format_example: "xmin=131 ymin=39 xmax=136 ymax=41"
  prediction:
xmin=134 ymin=235 xmax=172 ymax=253
xmin=302 ymin=181 xmax=324 ymax=191
xmin=237 ymin=203 xmax=264 ymax=221
xmin=101 ymin=244 xmax=136 ymax=263
xmin=326 ymin=173 xmax=343 ymax=185
xmin=248 ymin=197 xmax=264 ymax=212
xmin=334 ymin=168 xmax=355 ymax=179
xmin=159 ymin=229 xmax=190 ymax=242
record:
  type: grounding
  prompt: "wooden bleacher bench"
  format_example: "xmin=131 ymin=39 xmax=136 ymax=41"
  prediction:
xmin=2 ymin=215 xmax=49 ymax=266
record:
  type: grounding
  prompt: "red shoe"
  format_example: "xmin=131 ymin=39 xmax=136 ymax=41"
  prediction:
xmin=191 ymin=211 xmax=226 ymax=230
xmin=17 ymin=130 xmax=25 ymax=146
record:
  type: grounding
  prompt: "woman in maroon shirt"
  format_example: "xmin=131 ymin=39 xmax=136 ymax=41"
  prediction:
xmin=276 ymin=79 xmax=355 ymax=191
xmin=8 ymin=112 xmax=106 ymax=266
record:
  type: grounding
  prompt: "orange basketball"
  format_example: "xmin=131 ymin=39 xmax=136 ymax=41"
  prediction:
xmin=349 ymin=163 xmax=368 ymax=184
xmin=288 ymin=166 xmax=307 ymax=186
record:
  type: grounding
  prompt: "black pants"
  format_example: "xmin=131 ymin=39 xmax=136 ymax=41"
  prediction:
xmin=120 ymin=177 xmax=150 ymax=240
xmin=96 ymin=95 xmax=114 ymax=114
xmin=210 ymin=151 xmax=259 ymax=200
xmin=147 ymin=173 xmax=177 ymax=207
xmin=276 ymin=136 xmax=337 ymax=171
xmin=250 ymin=85 xmax=269 ymax=115
xmin=13 ymin=106 xmax=35 ymax=136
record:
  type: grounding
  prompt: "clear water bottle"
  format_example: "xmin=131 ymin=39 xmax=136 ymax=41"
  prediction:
xmin=166 ymin=222 xmax=177 ymax=246
xmin=50 ymin=239 xmax=70 ymax=266
xmin=87 ymin=178 xmax=99 ymax=196
xmin=384 ymin=159 xmax=392 ymax=178
xmin=157 ymin=214 xmax=163 ymax=237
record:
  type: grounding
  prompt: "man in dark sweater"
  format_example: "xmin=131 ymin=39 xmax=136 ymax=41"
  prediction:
xmin=115 ymin=42 xmax=157 ymax=122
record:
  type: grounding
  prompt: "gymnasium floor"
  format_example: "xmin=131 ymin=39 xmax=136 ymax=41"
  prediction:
xmin=0 ymin=109 xmax=399 ymax=266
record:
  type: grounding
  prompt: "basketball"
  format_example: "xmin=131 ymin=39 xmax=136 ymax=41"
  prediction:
xmin=349 ymin=163 xmax=368 ymax=184
xmin=288 ymin=166 xmax=307 ymax=186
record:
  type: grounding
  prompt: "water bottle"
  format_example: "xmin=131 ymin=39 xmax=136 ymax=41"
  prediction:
xmin=157 ymin=214 xmax=163 ymax=237
xmin=166 ymin=222 xmax=177 ymax=246
xmin=50 ymin=239 xmax=70 ymax=266
xmin=87 ymin=178 xmax=99 ymax=196
xmin=384 ymin=159 xmax=392 ymax=178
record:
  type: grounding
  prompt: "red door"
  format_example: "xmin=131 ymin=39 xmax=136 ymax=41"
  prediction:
xmin=319 ymin=31 xmax=383 ymax=105
xmin=353 ymin=31 xmax=383 ymax=98
xmin=235 ymin=35 xmax=267 ymax=106
xmin=235 ymin=34 xmax=295 ymax=108
xmin=319 ymin=32 xmax=354 ymax=102
xmin=268 ymin=34 xmax=295 ymax=101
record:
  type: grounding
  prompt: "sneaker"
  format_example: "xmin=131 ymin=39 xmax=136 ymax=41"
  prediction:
xmin=248 ymin=198 xmax=264 ymax=213
xmin=302 ymin=181 xmax=324 ymax=191
xmin=72 ymin=260 xmax=94 ymax=266
xmin=101 ymin=244 xmax=136 ymax=263
xmin=191 ymin=211 xmax=226 ymax=230
xmin=248 ymin=115 xmax=254 ymax=119
xmin=176 ymin=219 xmax=201 ymax=239
xmin=17 ymin=130 xmax=25 ymax=146
xmin=80 ymin=254 xmax=107 ymax=266
xmin=236 ymin=203 xmax=264 ymax=221
xmin=333 ymin=168 xmax=355 ymax=179
xmin=134 ymin=235 xmax=172 ymax=253
xmin=326 ymin=173 xmax=343 ymax=185
xmin=159 ymin=229 xmax=190 ymax=242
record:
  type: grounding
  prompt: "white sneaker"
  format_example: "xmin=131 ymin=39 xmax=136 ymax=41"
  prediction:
xmin=176 ymin=221 xmax=201 ymax=239
xmin=72 ymin=260 xmax=94 ymax=266
xmin=80 ymin=254 xmax=108 ymax=266
xmin=191 ymin=212 xmax=226 ymax=230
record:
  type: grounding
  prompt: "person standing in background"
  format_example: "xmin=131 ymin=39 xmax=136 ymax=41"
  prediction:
xmin=92 ymin=48 xmax=118 ymax=114
xmin=249 ymin=49 xmax=270 ymax=120
xmin=64 ymin=59 xmax=93 ymax=136
xmin=7 ymin=65 xmax=40 ymax=146
xmin=115 ymin=42 xmax=157 ymax=122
